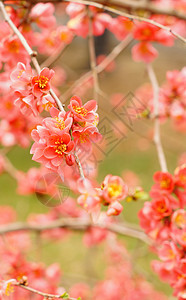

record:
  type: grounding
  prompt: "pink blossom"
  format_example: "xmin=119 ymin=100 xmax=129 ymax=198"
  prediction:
xmin=31 ymin=68 xmax=54 ymax=97
xmin=132 ymin=42 xmax=158 ymax=63
xmin=77 ymin=178 xmax=100 ymax=211
xmin=68 ymin=95 xmax=97 ymax=123
xmin=30 ymin=3 xmax=56 ymax=29
xmin=100 ymin=174 xmax=128 ymax=204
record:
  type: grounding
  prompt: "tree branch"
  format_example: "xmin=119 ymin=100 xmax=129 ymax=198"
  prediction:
xmin=15 ymin=283 xmax=76 ymax=300
xmin=3 ymin=0 xmax=186 ymax=21
xmin=0 ymin=218 xmax=152 ymax=245
xmin=88 ymin=7 xmax=100 ymax=101
xmin=63 ymin=0 xmax=186 ymax=43
xmin=147 ymin=64 xmax=168 ymax=173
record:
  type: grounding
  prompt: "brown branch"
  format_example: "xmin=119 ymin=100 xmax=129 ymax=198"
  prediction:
xmin=0 ymin=218 xmax=152 ymax=245
xmin=15 ymin=283 xmax=76 ymax=300
xmin=2 ymin=0 xmax=186 ymax=42
xmin=147 ymin=64 xmax=168 ymax=172
xmin=3 ymin=0 xmax=186 ymax=21
xmin=63 ymin=0 xmax=186 ymax=43
xmin=88 ymin=7 xmax=100 ymax=100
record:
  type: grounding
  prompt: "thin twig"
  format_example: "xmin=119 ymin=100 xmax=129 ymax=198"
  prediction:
xmin=62 ymin=35 xmax=132 ymax=101
xmin=88 ymin=7 xmax=100 ymax=100
xmin=63 ymin=0 xmax=186 ymax=43
xmin=4 ymin=0 xmax=186 ymax=21
xmin=147 ymin=64 xmax=168 ymax=173
xmin=41 ymin=43 xmax=69 ymax=69
xmin=15 ymin=283 xmax=76 ymax=300
xmin=0 ymin=218 xmax=152 ymax=245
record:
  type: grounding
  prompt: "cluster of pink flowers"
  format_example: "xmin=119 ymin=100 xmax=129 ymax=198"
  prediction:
xmin=139 ymin=165 xmax=186 ymax=299
xmin=69 ymin=241 xmax=168 ymax=300
xmin=0 ymin=204 xmax=169 ymax=300
xmin=30 ymin=95 xmax=101 ymax=179
xmin=65 ymin=2 xmax=186 ymax=64
xmin=10 ymin=63 xmax=55 ymax=116
xmin=158 ymin=67 xmax=186 ymax=130
xmin=77 ymin=174 xmax=128 ymax=217
xmin=135 ymin=67 xmax=186 ymax=131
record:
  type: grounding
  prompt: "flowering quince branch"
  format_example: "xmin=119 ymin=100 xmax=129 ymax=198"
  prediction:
xmin=87 ymin=6 xmax=100 ymax=101
xmin=99 ymin=0 xmax=186 ymax=21
xmin=0 ymin=0 xmax=64 ymax=112
xmin=0 ymin=0 xmax=185 ymax=299
xmin=0 ymin=218 xmax=151 ymax=245
xmin=147 ymin=64 xmax=168 ymax=173
xmin=2 ymin=279 xmax=78 ymax=300
xmin=63 ymin=0 xmax=186 ymax=43
xmin=3 ymin=0 xmax=186 ymax=21
xmin=0 ymin=0 xmax=87 ymax=179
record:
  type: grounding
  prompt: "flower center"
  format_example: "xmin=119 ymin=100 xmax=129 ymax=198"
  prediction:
xmin=8 ymin=40 xmax=20 ymax=53
xmin=73 ymin=106 xmax=88 ymax=116
xmin=55 ymin=140 xmax=67 ymax=155
xmin=79 ymin=132 xmax=89 ymax=143
xmin=157 ymin=203 xmax=167 ymax=213
xmin=160 ymin=179 xmax=170 ymax=189
xmin=54 ymin=117 xmax=65 ymax=130
xmin=37 ymin=76 xmax=49 ymax=89
xmin=5 ymin=282 xmax=14 ymax=296
xmin=108 ymin=183 xmax=122 ymax=198
xmin=175 ymin=214 xmax=186 ymax=227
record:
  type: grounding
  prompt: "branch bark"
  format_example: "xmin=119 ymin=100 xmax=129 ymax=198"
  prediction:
xmin=147 ymin=64 xmax=168 ymax=173
xmin=63 ymin=0 xmax=186 ymax=43
xmin=0 ymin=218 xmax=152 ymax=245
xmin=3 ymin=0 xmax=186 ymax=21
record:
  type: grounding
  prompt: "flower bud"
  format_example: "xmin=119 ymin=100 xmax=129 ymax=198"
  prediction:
xmin=65 ymin=154 xmax=75 ymax=166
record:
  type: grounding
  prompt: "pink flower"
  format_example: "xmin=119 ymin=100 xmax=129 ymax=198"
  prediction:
xmin=0 ymin=279 xmax=17 ymax=296
xmin=175 ymin=165 xmax=186 ymax=189
xmin=151 ymin=196 xmax=173 ymax=220
xmin=31 ymin=68 xmax=54 ymax=97
xmin=43 ymin=106 xmax=73 ymax=135
xmin=150 ymin=171 xmax=175 ymax=196
xmin=66 ymin=4 xmax=111 ymax=38
xmin=30 ymin=3 xmax=56 ymax=29
xmin=68 ymin=95 xmax=97 ymax=123
xmin=132 ymin=42 xmax=158 ymax=63
xmin=108 ymin=16 xmax=134 ymax=40
xmin=77 ymin=178 xmax=100 ymax=211
xmin=31 ymin=122 xmax=74 ymax=178
xmin=72 ymin=125 xmax=102 ymax=152
xmin=100 ymin=175 xmax=128 ymax=204
xmin=158 ymin=241 xmax=180 ymax=263
xmin=107 ymin=201 xmax=123 ymax=216
xmin=172 ymin=209 xmax=186 ymax=230
xmin=133 ymin=23 xmax=158 ymax=41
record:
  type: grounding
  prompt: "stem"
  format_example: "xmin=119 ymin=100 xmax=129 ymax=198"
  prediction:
xmin=88 ymin=7 xmax=100 ymax=101
xmin=63 ymin=0 xmax=186 ymax=43
xmin=0 ymin=218 xmax=152 ymax=245
xmin=147 ymin=64 xmax=168 ymax=173
xmin=15 ymin=283 xmax=76 ymax=300
xmin=74 ymin=153 xmax=85 ymax=179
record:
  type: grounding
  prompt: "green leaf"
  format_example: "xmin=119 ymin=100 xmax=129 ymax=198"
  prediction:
xmin=60 ymin=292 xmax=69 ymax=299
